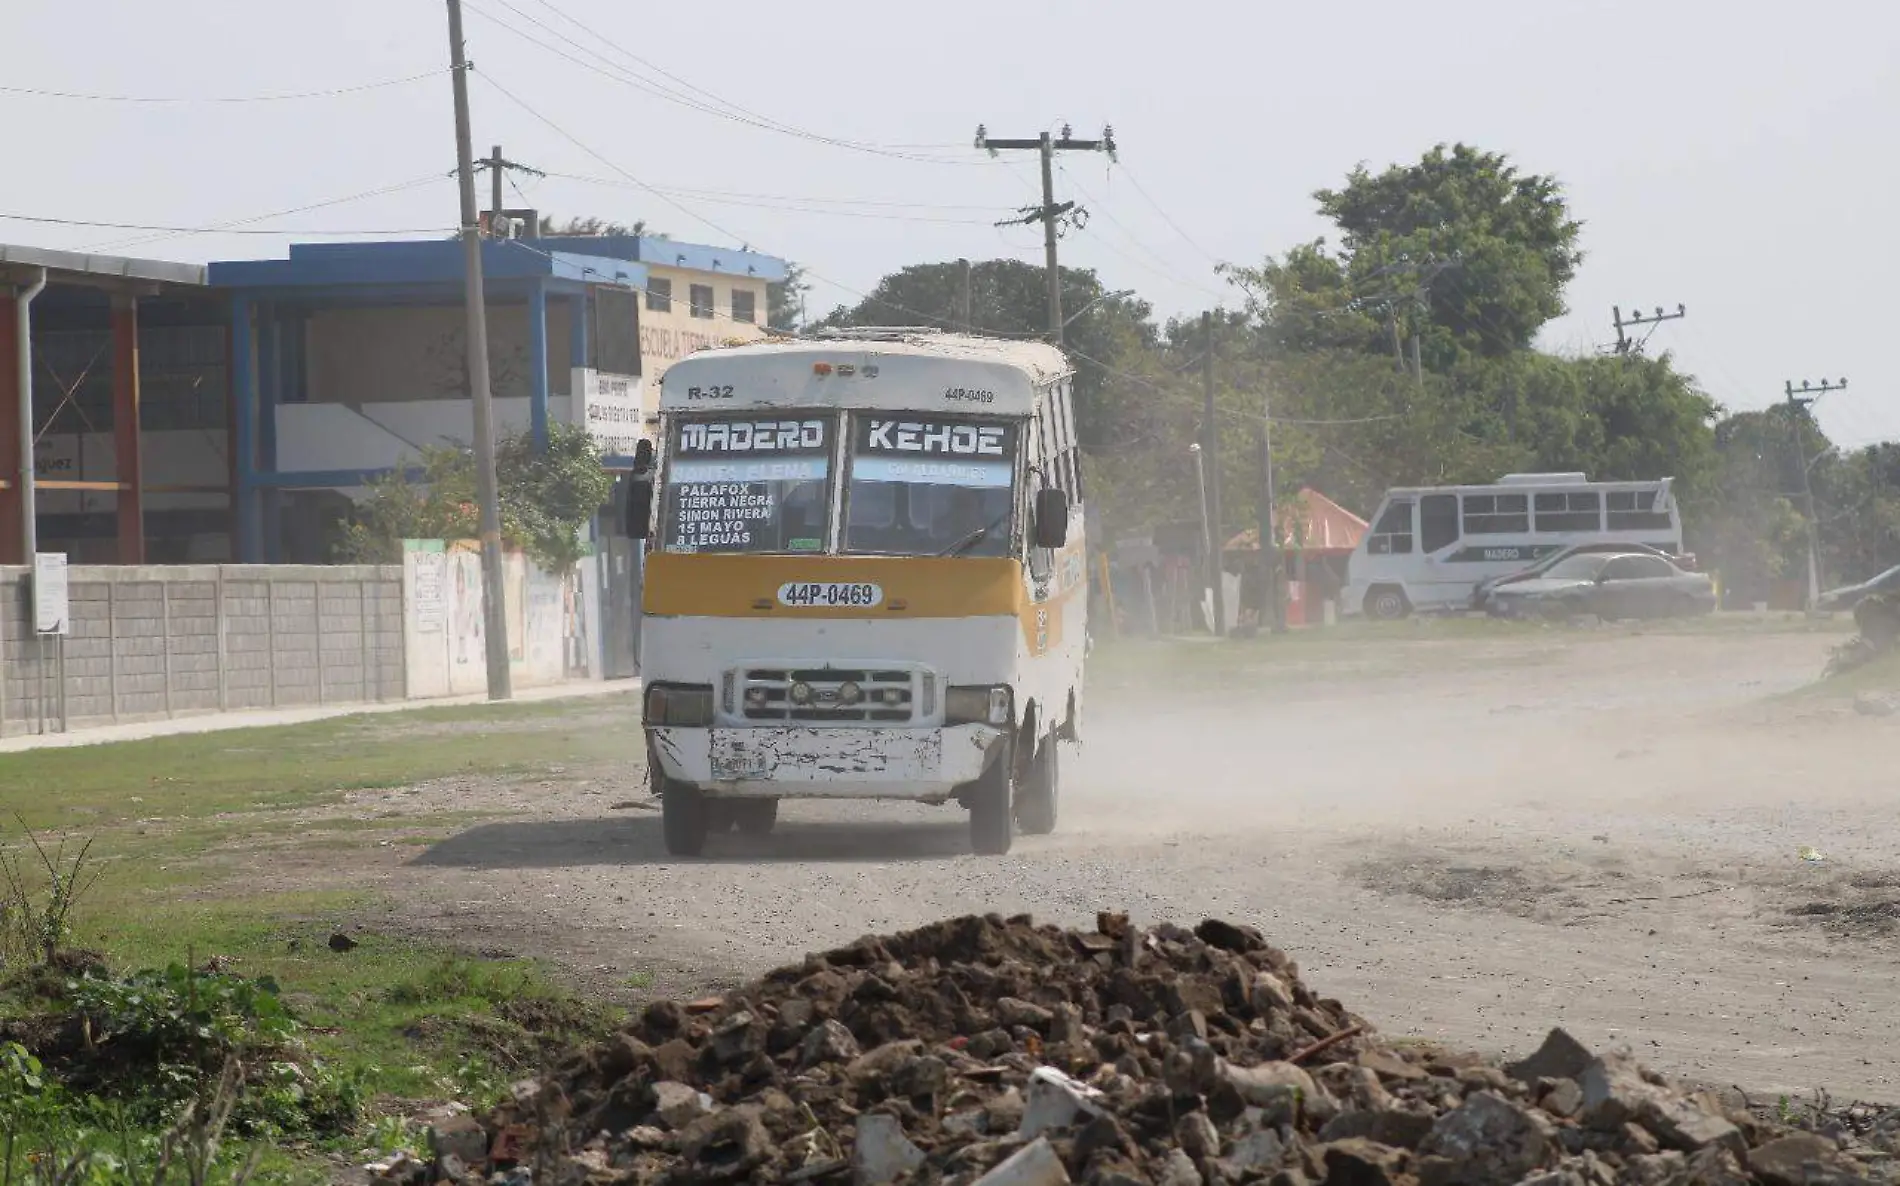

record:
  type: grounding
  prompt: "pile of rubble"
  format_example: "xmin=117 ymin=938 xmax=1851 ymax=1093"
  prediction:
xmin=413 ymin=912 xmax=1895 ymax=1185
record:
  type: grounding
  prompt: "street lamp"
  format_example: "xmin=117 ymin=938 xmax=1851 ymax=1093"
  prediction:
xmin=1063 ymin=289 xmax=1135 ymax=331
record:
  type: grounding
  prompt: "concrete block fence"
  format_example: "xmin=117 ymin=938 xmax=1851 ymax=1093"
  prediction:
xmin=0 ymin=564 xmax=404 ymax=737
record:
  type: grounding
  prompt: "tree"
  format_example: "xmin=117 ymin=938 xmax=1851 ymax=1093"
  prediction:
xmin=821 ymin=259 xmax=1157 ymax=450
xmin=537 ymin=215 xmax=657 ymax=238
xmin=769 ymin=262 xmax=809 ymax=333
xmin=1227 ymin=144 xmax=1583 ymax=364
xmin=334 ymin=422 xmax=615 ymax=574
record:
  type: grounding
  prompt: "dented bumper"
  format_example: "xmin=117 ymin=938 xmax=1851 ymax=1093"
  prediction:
xmin=647 ymin=724 xmax=1008 ymax=801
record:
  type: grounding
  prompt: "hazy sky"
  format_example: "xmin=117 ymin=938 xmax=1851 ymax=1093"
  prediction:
xmin=10 ymin=1 xmax=1896 ymax=446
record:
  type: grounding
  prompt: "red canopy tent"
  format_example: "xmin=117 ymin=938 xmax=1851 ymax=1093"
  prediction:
xmin=1223 ymin=488 xmax=1368 ymax=625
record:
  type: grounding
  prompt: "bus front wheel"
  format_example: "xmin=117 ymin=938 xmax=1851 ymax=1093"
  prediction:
xmin=661 ymin=783 xmax=710 ymax=857
xmin=968 ymin=759 xmax=1014 ymax=856
xmin=1365 ymin=586 xmax=1411 ymax=621
xmin=1016 ymin=737 xmax=1059 ymax=836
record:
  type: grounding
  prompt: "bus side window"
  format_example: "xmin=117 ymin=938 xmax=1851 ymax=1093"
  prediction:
xmin=1420 ymin=494 xmax=1460 ymax=553
xmin=1369 ymin=501 xmax=1414 ymax=555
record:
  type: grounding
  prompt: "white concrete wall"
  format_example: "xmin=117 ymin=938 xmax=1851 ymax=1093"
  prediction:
xmin=401 ymin=540 xmax=579 ymax=699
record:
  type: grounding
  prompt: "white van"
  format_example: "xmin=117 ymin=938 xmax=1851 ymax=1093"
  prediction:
xmin=1341 ymin=473 xmax=1683 ymax=618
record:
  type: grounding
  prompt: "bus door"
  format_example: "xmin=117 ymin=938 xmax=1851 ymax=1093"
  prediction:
xmin=1414 ymin=493 xmax=1464 ymax=597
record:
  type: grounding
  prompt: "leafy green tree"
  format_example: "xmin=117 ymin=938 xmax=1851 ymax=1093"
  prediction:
xmin=820 ymin=259 xmax=1157 ymax=450
xmin=537 ymin=215 xmax=657 ymax=238
xmin=769 ymin=262 xmax=809 ymax=333
xmin=335 ymin=422 xmax=614 ymax=573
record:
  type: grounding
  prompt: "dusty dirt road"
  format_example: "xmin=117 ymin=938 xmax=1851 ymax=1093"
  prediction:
xmin=342 ymin=624 xmax=1900 ymax=1103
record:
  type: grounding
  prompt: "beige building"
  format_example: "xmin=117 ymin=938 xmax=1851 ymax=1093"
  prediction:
xmin=633 ymin=247 xmax=780 ymax=431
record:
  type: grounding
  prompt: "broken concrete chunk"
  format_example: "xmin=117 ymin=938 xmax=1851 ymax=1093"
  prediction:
xmin=1418 ymin=1091 xmax=1555 ymax=1186
xmin=651 ymin=1080 xmax=713 ymax=1130
xmin=1320 ymin=1138 xmax=1410 ymax=1186
xmin=1537 ymin=1077 xmax=1584 ymax=1119
xmin=853 ymin=1112 xmax=926 ymax=1186
xmin=1020 ymin=1065 xmax=1109 ymax=1138
xmin=1506 ymin=1028 xmax=1597 ymax=1085
xmin=800 ymin=1018 xmax=862 ymax=1068
xmin=972 ymin=1137 xmax=1071 ymax=1186
xmin=1747 ymin=1132 xmax=1855 ymax=1186
xmin=1356 ymin=1048 xmax=1426 ymax=1083
xmin=427 ymin=1114 xmax=487 ymax=1168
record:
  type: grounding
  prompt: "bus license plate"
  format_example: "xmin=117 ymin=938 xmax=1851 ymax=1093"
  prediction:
xmin=776 ymin=581 xmax=884 ymax=609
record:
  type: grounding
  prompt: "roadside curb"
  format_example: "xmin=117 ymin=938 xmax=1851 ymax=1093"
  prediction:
xmin=0 ymin=679 xmax=641 ymax=754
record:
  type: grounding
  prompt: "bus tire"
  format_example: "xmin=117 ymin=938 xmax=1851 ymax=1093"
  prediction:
xmin=1016 ymin=737 xmax=1059 ymax=836
xmin=1365 ymin=585 xmax=1410 ymax=621
xmin=731 ymin=799 xmax=779 ymax=836
xmin=661 ymin=784 xmax=711 ymax=857
xmin=968 ymin=760 xmax=1014 ymax=856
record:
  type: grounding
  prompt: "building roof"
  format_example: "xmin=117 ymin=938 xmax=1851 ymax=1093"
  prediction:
xmin=0 ymin=242 xmax=207 ymax=288
xmin=205 ymin=238 xmax=646 ymax=291
xmin=1225 ymin=488 xmax=1369 ymax=553
xmin=529 ymin=234 xmax=790 ymax=283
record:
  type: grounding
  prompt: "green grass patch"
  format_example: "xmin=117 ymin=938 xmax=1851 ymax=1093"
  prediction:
xmin=0 ymin=699 xmax=637 ymax=834
xmin=0 ymin=695 xmax=638 ymax=1181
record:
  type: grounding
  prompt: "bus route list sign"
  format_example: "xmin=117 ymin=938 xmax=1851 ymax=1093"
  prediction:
xmin=666 ymin=418 xmax=829 ymax=551
xmin=573 ymin=368 xmax=645 ymax=458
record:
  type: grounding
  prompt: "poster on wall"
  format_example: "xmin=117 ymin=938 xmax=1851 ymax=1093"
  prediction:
xmin=573 ymin=368 xmax=645 ymax=458
xmin=33 ymin=553 xmax=69 ymax=636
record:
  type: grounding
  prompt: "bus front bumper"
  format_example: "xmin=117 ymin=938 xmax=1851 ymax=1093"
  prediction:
xmin=647 ymin=723 xmax=1009 ymax=801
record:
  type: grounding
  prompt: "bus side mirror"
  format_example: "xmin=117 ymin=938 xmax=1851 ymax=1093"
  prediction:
xmin=624 ymin=479 xmax=653 ymax=540
xmin=623 ymin=440 xmax=656 ymax=540
xmin=1033 ymin=488 xmax=1069 ymax=550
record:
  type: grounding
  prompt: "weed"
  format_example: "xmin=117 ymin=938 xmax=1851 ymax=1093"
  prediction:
xmin=0 ymin=826 xmax=103 ymax=969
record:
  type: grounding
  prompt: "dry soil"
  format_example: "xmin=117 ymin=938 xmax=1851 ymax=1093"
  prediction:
xmin=281 ymin=626 xmax=1900 ymax=1104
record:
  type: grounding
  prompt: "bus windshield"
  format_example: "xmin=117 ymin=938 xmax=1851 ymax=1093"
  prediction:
xmin=660 ymin=416 xmax=832 ymax=553
xmin=843 ymin=415 xmax=1018 ymax=557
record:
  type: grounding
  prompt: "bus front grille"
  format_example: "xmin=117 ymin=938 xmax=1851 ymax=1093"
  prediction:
xmin=739 ymin=668 xmax=916 ymax=723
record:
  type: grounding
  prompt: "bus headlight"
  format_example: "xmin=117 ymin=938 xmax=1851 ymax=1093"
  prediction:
xmin=789 ymin=681 xmax=814 ymax=706
xmin=945 ymin=685 xmax=1012 ymax=726
xmin=644 ymin=683 xmax=714 ymax=727
xmin=837 ymin=680 xmax=863 ymax=705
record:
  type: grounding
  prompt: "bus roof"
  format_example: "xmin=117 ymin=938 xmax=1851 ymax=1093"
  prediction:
xmin=1379 ymin=475 xmax=1674 ymax=498
xmin=659 ymin=330 xmax=1072 ymax=416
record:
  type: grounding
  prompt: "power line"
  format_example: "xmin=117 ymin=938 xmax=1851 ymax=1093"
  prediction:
xmin=516 ymin=0 xmax=984 ymax=157
xmin=0 ymin=211 xmax=452 ymax=236
xmin=83 ymin=173 xmax=454 ymax=252
xmin=0 ymin=69 xmax=447 ymax=104
xmin=539 ymin=171 xmax=1012 ymax=213
xmin=465 ymin=0 xmax=995 ymax=166
xmin=1111 ymin=160 xmax=1224 ymax=268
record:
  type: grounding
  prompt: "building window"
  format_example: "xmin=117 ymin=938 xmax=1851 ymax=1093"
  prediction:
xmin=689 ymin=284 xmax=715 ymax=320
xmin=646 ymin=277 xmax=672 ymax=313
xmin=731 ymin=289 xmax=757 ymax=325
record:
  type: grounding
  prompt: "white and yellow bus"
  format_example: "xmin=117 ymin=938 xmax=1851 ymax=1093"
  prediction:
xmin=624 ymin=329 xmax=1088 ymax=856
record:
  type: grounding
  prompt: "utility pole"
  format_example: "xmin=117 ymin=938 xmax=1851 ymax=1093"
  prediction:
xmin=445 ymin=0 xmax=512 ymax=700
xmin=476 ymin=145 xmax=544 ymax=236
xmin=1362 ymin=256 xmax=1458 ymax=389
xmin=957 ymin=257 xmax=974 ymax=330
xmin=1785 ymin=377 xmax=1848 ymax=609
xmin=1612 ymin=304 xmax=1686 ymax=355
xmin=1260 ymin=383 xmax=1284 ymax=633
xmin=1201 ymin=312 xmax=1226 ymax=637
xmin=976 ymin=123 xmax=1116 ymax=345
